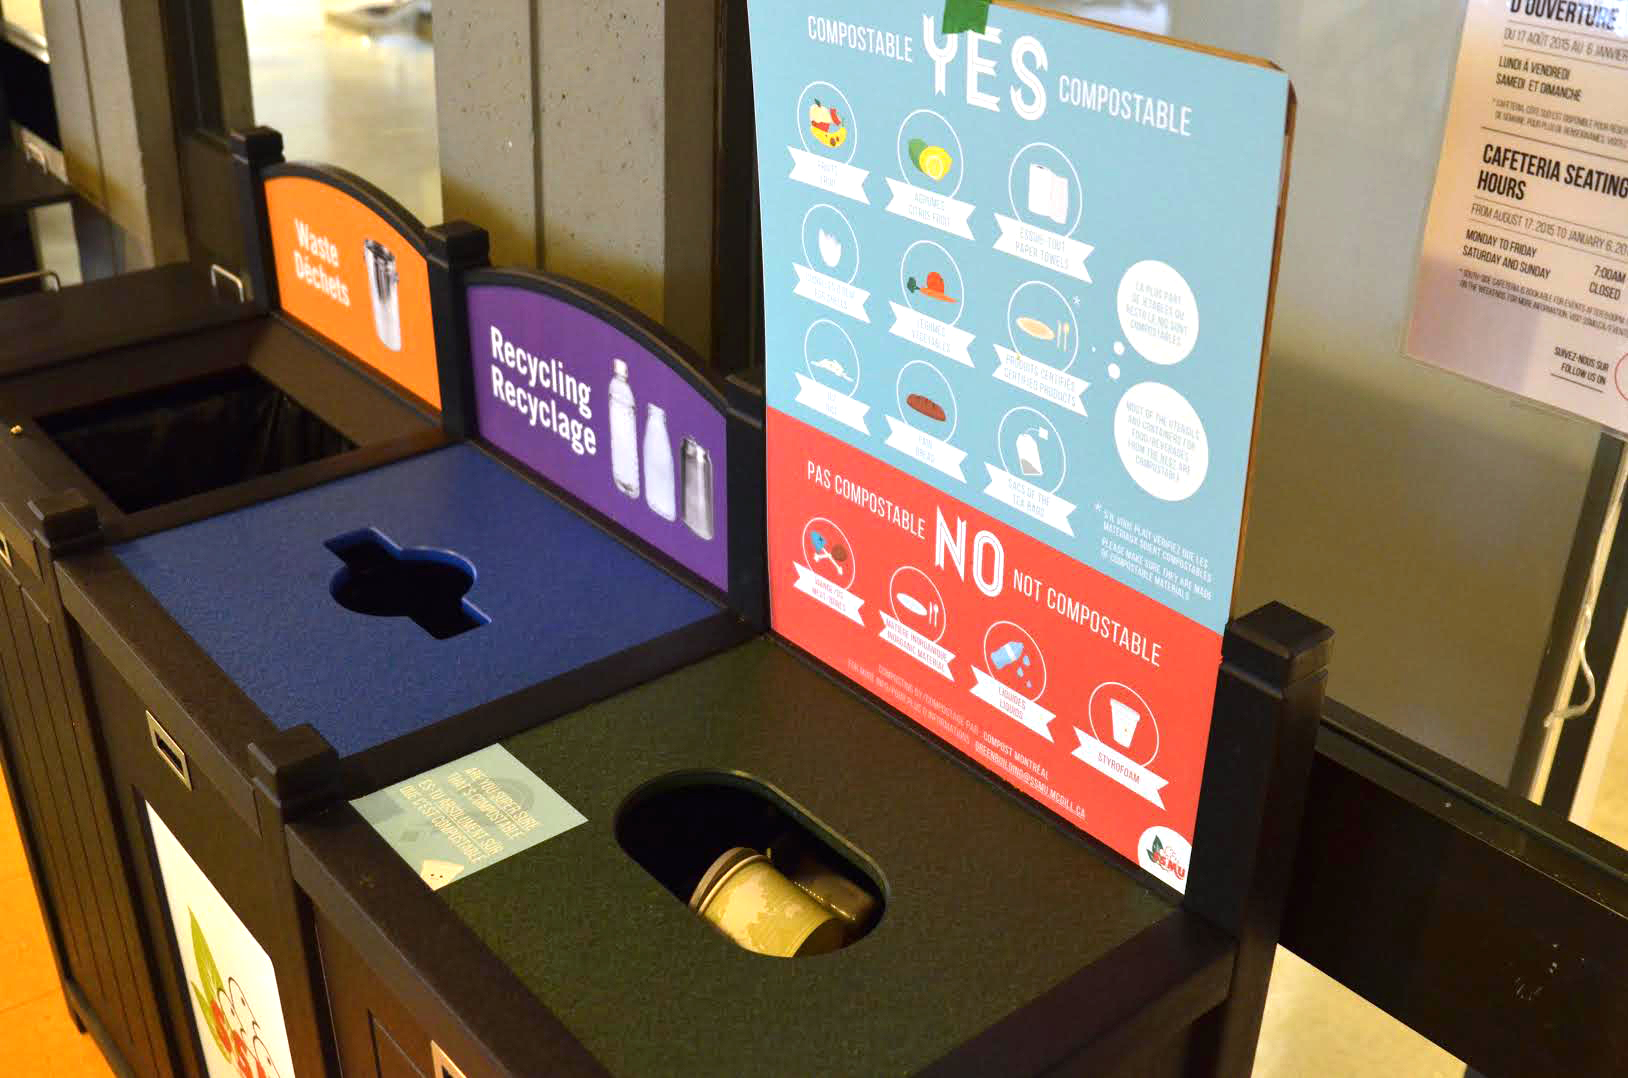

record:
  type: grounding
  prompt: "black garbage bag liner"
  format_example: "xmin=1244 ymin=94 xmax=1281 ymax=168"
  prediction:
xmin=41 ymin=367 xmax=356 ymax=514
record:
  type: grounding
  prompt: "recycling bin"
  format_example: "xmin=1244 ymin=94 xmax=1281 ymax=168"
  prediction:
xmin=0 ymin=126 xmax=475 ymax=1078
xmin=51 ymin=266 xmax=765 ymax=1078
xmin=285 ymin=606 xmax=1331 ymax=1077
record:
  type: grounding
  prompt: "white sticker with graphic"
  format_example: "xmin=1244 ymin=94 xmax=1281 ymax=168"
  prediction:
xmin=1138 ymin=826 xmax=1192 ymax=893
xmin=146 ymin=803 xmax=297 ymax=1078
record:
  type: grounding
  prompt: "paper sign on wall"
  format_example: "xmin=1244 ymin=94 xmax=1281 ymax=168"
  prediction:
xmin=146 ymin=803 xmax=298 ymax=1078
xmin=468 ymin=282 xmax=731 ymax=590
xmin=1408 ymin=0 xmax=1628 ymax=427
xmin=264 ymin=175 xmax=441 ymax=408
xmin=748 ymin=0 xmax=1291 ymax=884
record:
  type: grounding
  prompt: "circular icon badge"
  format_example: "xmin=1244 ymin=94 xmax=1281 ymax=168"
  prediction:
xmin=1007 ymin=280 xmax=1079 ymax=371
xmin=802 ymin=517 xmax=856 ymax=588
xmin=887 ymin=566 xmax=947 ymax=643
xmin=801 ymin=204 xmax=860 ymax=283
xmin=896 ymin=360 xmax=958 ymax=441
xmin=804 ymin=319 xmax=861 ymax=396
xmin=1008 ymin=142 xmax=1083 ymax=236
xmin=797 ymin=82 xmax=858 ymax=163
xmin=896 ymin=109 xmax=966 ymax=197
xmin=981 ymin=621 xmax=1047 ymax=701
xmin=997 ymin=407 xmax=1067 ymax=494
xmin=1088 ymin=682 xmax=1160 ymax=767
xmin=901 ymin=240 xmax=966 ymax=325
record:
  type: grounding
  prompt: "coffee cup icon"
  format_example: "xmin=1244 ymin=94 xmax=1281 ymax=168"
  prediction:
xmin=1109 ymin=698 xmax=1142 ymax=748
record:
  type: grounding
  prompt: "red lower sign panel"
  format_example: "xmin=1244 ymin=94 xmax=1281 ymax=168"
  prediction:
xmin=768 ymin=409 xmax=1218 ymax=886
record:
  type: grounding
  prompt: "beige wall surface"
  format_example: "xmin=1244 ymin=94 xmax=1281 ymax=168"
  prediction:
xmin=1048 ymin=0 xmax=1599 ymax=783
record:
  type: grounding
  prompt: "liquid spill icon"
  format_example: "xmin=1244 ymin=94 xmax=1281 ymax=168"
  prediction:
xmin=990 ymin=640 xmax=1035 ymax=691
xmin=1109 ymin=698 xmax=1142 ymax=749
xmin=809 ymin=530 xmax=849 ymax=576
xmin=1016 ymin=427 xmax=1049 ymax=478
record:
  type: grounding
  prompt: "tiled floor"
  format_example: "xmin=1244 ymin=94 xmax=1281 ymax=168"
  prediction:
xmin=0 ymin=768 xmax=113 ymax=1075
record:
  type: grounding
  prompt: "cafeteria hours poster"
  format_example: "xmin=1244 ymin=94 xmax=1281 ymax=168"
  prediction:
xmin=748 ymin=1 xmax=1292 ymax=885
xmin=1409 ymin=0 xmax=1628 ymax=427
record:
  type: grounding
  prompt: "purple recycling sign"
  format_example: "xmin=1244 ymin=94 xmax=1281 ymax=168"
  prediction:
xmin=468 ymin=283 xmax=729 ymax=590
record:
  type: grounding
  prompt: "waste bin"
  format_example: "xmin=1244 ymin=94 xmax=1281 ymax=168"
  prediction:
xmin=0 ymin=127 xmax=478 ymax=1078
xmin=284 ymin=607 xmax=1331 ymax=1077
xmin=53 ymin=266 xmax=765 ymax=1078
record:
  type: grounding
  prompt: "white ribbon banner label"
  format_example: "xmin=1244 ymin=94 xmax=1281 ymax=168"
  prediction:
xmin=878 ymin=612 xmax=956 ymax=680
xmin=889 ymin=303 xmax=975 ymax=367
xmin=884 ymin=415 xmax=968 ymax=482
xmin=1071 ymin=729 xmax=1169 ymax=808
xmin=884 ymin=179 xmax=976 ymax=240
xmin=992 ymin=346 xmax=1089 ymax=415
xmin=983 ymin=464 xmax=1078 ymax=536
xmin=793 ymin=373 xmax=872 ymax=435
xmin=791 ymin=562 xmax=867 ymax=625
xmin=789 ymin=148 xmax=870 ymax=204
xmin=993 ymin=214 xmax=1094 ymax=283
xmin=970 ymin=667 xmax=1057 ymax=741
xmin=793 ymin=265 xmax=871 ymax=323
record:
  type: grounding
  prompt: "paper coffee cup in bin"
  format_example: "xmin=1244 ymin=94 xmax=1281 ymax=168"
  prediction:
xmin=689 ymin=848 xmax=844 ymax=958
xmin=1109 ymin=698 xmax=1142 ymax=749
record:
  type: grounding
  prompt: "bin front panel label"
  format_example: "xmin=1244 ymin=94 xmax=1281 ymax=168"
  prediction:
xmin=146 ymin=803 xmax=298 ymax=1078
xmin=749 ymin=0 xmax=1290 ymax=878
xmin=468 ymin=284 xmax=730 ymax=590
xmin=265 ymin=175 xmax=440 ymax=408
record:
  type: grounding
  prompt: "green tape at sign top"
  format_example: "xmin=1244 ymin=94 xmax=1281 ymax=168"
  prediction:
xmin=942 ymin=0 xmax=992 ymax=34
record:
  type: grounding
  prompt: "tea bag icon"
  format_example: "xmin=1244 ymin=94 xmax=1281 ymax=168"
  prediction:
xmin=1016 ymin=427 xmax=1049 ymax=478
xmin=1028 ymin=163 xmax=1069 ymax=226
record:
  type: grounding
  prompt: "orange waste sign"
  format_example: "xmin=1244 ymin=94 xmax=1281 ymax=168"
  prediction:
xmin=264 ymin=175 xmax=440 ymax=409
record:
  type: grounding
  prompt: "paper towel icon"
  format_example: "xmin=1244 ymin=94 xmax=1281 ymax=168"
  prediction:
xmin=1028 ymin=163 xmax=1070 ymax=226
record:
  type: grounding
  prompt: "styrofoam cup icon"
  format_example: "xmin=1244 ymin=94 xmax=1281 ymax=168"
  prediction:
xmin=1109 ymin=698 xmax=1141 ymax=748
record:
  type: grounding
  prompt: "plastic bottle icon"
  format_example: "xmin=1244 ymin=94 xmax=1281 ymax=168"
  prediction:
xmin=643 ymin=403 xmax=677 ymax=521
xmin=609 ymin=359 xmax=640 ymax=499
xmin=990 ymin=641 xmax=1025 ymax=670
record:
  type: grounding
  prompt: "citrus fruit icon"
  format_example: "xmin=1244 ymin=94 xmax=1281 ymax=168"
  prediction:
xmin=908 ymin=138 xmax=954 ymax=182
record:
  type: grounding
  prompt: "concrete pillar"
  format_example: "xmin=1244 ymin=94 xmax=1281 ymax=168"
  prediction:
xmin=435 ymin=0 xmax=725 ymax=360
xmin=40 ymin=0 xmax=189 ymax=269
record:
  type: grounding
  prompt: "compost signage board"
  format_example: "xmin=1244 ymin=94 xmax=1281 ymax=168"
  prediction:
xmin=1408 ymin=0 xmax=1628 ymax=428
xmin=748 ymin=0 xmax=1292 ymax=885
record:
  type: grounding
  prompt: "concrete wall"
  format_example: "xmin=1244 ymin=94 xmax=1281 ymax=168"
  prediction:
xmin=42 ymin=0 xmax=189 ymax=268
xmin=435 ymin=0 xmax=722 ymax=359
